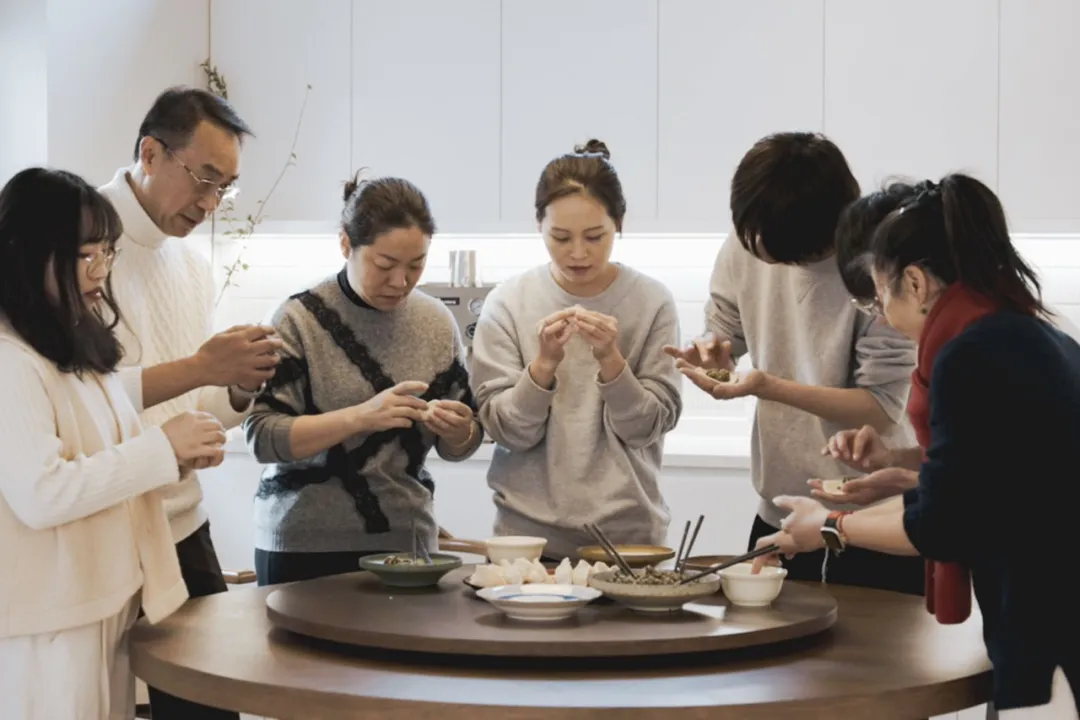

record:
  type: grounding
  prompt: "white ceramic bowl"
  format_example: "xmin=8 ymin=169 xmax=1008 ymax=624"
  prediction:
xmin=717 ymin=563 xmax=787 ymax=607
xmin=484 ymin=536 xmax=547 ymax=564
xmin=475 ymin=583 xmax=600 ymax=621
xmin=588 ymin=569 xmax=720 ymax=613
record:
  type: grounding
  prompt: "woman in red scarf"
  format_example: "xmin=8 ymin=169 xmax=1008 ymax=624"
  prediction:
xmin=753 ymin=173 xmax=1078 ymax=718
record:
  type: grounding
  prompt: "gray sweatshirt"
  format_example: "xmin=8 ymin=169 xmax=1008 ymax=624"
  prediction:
xmin=706 ymin=234 xmax=917 ymax=528
xmin=470 ymin=264 xmax=683 ymax=559
xmin=244 ymin=270 xmax=479 ymax=554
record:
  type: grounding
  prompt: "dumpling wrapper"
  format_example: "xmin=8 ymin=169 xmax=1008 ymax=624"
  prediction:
xmin=589 ymin=561 xmax=611 ymax=579
xmin=535 ymin=305 xmax=587 ymax=336
xmin=420 ymin=399 xmax=439 ymax=422
xmin=571 ymin=559 xmax=591 ymax=586
xmin=553 ymin=557 xmax=573 ymax=585
xmin=470 ymin=563 xmax=506 ymax=588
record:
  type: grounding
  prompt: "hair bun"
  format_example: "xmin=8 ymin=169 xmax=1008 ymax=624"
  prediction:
xmin=343 ymin=168 xmax=372 ymax=203
xmin=574 ymin=139 xmax=611 ymax=160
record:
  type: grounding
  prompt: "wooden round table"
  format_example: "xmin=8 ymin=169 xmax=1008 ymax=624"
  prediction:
xmin=130 ymin=577 xmax=993 ymax=719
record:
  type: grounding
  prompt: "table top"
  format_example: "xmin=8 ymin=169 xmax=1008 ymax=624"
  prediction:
xmin=263 ymin=567 xmax=838 ymax=658
xmin=130 ymin=577 xmax=993 ymax=720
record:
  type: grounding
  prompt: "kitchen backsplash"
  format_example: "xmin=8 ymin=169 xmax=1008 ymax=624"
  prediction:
xmin=194 ymin=231 xmax=1080 ymax=445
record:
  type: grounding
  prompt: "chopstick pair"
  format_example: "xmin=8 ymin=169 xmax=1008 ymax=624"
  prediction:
xmin=584 ymin=523 xmax=636 ymax=580
xmin=676 ymin=544 xmax=780 ymax=586
xmin=672 ymin=514 xmax=704 ymax=573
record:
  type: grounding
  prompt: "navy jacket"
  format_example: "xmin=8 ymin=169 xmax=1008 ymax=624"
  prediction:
xmin=902 ymin=311 xmax=1080 ymax=711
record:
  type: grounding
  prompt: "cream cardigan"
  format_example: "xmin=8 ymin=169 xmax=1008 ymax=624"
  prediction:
xmin=0 ymin=321 xmax=188 ymax=638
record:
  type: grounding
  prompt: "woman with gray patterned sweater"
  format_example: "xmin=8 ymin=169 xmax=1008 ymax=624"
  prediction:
xmin=243 ymin=174 xmax=483 ymax=586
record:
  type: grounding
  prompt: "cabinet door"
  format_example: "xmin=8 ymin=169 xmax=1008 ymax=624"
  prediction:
xmin=352 ymin=0 xmax=501 ymax=233
xmin=500 ymin=0 xmax=659 ymax=231
xmin=211 ymin=0 xmax=352 ymax=227
xmin=658 ymin=0 xmax=825 ymax=232
xmin=999 ymin=0 xmax=1080 ymax=232
xmin=823 ymin=0 xmax=998 ymax=193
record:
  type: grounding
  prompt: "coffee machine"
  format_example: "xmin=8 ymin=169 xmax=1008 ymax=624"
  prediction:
xmin=419 ymin=250 xmax=496 ymax=370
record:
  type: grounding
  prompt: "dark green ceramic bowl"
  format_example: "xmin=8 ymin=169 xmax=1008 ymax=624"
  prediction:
xmin=358 ymin=552 xmax=463 ymax=588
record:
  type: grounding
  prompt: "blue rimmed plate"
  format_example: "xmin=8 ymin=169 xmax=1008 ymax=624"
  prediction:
xmin=475 ymin=583 xmax=601 ymax=621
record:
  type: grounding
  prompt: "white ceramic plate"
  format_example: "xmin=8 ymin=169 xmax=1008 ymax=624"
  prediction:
xmin=475 ymin=583 xmax=601 ymax=621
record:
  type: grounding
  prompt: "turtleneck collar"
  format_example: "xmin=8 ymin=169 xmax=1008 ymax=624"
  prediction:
xmin=100 ymin=168 xmax=170 ymax=251
xmin=336 ymin=268 xmax=376 ymax=310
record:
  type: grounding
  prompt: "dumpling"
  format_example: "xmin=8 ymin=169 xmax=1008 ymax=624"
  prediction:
xmin=470 ymin=563 xmax=506 ymax=588
xmin=554 ymin=558 xmax=573 ymax=585
xmin=571 ymin=559 xmax=591 ymax=586
xmin=524 ymin=560 xmax=549 ymax=584
xmin=589 ymin=561 xmax=611 ymax=580
xmin=512 ymin=557 xmax=534 ymax=578
xmin=532 ymin=559 xmax=555 ymax=583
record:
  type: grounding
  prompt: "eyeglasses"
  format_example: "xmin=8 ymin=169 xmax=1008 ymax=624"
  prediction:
xmin=79 ymin=247 xmax=120 ymax=272
xmin=851 ymin=296 xmax=883 ymax=316
xmin=154 ymin=137 xmax=240 ymax=201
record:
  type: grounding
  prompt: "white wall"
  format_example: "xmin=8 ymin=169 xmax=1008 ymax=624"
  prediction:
xmin=9 ymin=0 xmax=1076 ymax=240
xmin=0 ymin=0 xmax=48 ymax=184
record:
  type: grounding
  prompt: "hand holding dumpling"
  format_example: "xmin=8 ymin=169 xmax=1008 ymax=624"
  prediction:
xmin=573 ymin=309 xmax=620 ymax=362
xmin=535 ymin=308 xmax=579 ymax=368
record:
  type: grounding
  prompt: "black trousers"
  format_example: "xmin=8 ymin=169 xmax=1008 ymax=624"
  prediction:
xmin=255 ymin=548 xmax=396 ymax=586
xmin=146 ymin=521 xmax=239 ymax=720
xmin=748 ymin=515 xmax=925 ymax=595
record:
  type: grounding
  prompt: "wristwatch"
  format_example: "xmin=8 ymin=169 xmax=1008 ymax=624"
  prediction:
xmin=821 ymin=511 xmax=850 ymax=552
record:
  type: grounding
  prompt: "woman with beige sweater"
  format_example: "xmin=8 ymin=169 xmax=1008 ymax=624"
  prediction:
xmin=0 ymin=168 xmax=230 ymax=719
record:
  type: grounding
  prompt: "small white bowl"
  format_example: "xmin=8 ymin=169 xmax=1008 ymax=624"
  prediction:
xmin=476 ymin=583 xmax=600 ymax=621
xmin=717 ymin=563 xmax=787 ymax=607
xmin=484 ymin=536 xmax=547 ymax=564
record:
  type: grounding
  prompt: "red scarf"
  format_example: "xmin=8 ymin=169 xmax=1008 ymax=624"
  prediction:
xmin=907 ymin=283 xmax=998 ymax=624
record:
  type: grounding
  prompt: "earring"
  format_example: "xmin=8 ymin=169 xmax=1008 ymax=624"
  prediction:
xmin=919 ymin=306 xmax=928 ymax=315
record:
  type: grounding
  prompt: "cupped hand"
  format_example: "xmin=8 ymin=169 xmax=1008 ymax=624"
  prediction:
xmin=677 ymin=361 xmax=766 ymax=400
xmin=162 ymin=411 xmax=227 ymax=465
xmin=422 ymin=399 xmax=475 ymax=446
xmin=573 ymin=309 xmax=621 ymax=361
xmin=355 ymin=381 xmax=430 ymax=433
xmin=809 ymin=467 xmax=918 ymax=506
xmin=535 ymin=308 xmax=578 ymax=367
xmin=196 ymin=325 xmax=284 ymax=390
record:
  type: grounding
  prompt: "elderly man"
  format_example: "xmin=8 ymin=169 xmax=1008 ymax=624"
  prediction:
xmin=100 ymin=86 xmax=281 ymax=720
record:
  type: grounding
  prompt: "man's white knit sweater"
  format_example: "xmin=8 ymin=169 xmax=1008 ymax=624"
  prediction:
xmin=99 ymin=169 xmax=249 ymax=543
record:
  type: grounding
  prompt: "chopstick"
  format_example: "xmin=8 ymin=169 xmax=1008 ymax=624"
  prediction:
xmin=677 ymin=544 xmax=780 ymax=586
xmin=673 ymin=520 xmax=691 ymax=573
xmin=584 ymin=523 xmax=636 ymax=579
xmin=679 ymin=515 xmax=705 ymax=572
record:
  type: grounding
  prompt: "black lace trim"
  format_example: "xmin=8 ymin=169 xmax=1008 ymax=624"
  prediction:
xmin=256 ymin=292 xmax=472 ymax=530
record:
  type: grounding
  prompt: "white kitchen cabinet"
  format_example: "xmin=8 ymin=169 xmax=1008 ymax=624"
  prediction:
xmin=999 ymin=0 xmax=1080 ymax=232
xmin=823 ymin=0 xmax=998 ymax=193
xmin=500 ymin=0 xmax=659 ymax=230
xmin=210 ymin=0 xmax=352 ymax=226
xmin=657 ymin=0 xmax=825 ymax=232
xmin=352 ymin=0 xmax=501 ymax=233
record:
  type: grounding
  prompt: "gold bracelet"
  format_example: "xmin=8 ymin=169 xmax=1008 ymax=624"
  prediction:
xmin=447 ymin=419 xmax=477 ymax=453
